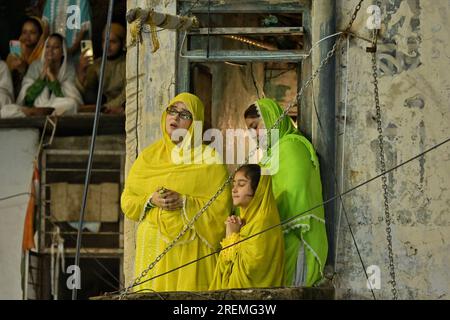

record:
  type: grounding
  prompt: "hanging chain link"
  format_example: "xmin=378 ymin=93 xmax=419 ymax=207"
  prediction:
xmin=346 ymin=0 xmax=365 ymax=33
xmin=370 ymin=28 xmax=398 ymax=300
xmin=119 ymin=0 xmax=367 ymax=298
xmin=119 ymin=173 xmax=234 ymax=298
xmin=272 ymin=0 xmax=365 ymax=129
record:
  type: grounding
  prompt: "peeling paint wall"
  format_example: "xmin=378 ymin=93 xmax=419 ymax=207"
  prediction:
xmin=124 ymin=0 xmax=177 ymax=285
xmin=334 ymin=0 xmax=450 ymax=299
xmin=0 ymin=129 xmax=39 ymax=299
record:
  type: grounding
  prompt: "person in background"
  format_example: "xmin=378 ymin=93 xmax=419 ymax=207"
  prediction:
xmin=1 ymin=34 xmax=82 ymax=118
xmin=42 ymin=0 xmax=92 ymax=64
xmin=76 ymin=22 xmax=126 ymax=114
xmin=210 ymin=164 xmax=285 ymax=290
xmin=6 ymin=16 xmax=48 ymax=98
xmin=0 ymin=59 xmax=14 ymax=109
xmin=243 ymin=99 xmax=328 ymax=287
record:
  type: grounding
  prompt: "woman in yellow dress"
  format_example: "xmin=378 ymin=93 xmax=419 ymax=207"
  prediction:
xmin=121 ymin=92 xmax=232 ymax=292
xmin=210 ymin=164 xmax=285 ymax=289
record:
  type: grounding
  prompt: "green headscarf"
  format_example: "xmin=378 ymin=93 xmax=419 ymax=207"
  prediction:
xmin=255 ymin=98 xmax=328 ymax=286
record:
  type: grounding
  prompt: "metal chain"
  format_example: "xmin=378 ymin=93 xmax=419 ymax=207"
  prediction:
xmin=271 ymin=0 xmax=365 ymax=129
xmin=120 ymin=0 xmax=367 ymax=297
xmin=345 ymin=0 xmax=365 ymax=33
xmin=120 ymin=173 xmax=235 ymax=298
xmin=271 ymin=40 xmax=340 ymax=132
xmin=370 ymin=29 xmax=398 ymax=300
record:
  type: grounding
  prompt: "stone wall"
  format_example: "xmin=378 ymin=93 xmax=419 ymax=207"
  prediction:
xmin=333 ymin=0 xmax=450 ymax=299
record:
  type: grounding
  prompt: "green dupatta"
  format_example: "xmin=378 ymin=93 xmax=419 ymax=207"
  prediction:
xmin=256 ymin=98 xmax=328 ymax=286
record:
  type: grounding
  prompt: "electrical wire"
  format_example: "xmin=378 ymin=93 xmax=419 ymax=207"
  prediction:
xmin=250 ymin=62 xmax=261 ymax=99
xmin=335 ymin=36 xmax=351 ymax=268
xmin=72 ymin=0 xmax=115 ymax=300
xmin=0 ymin=192 xmax=31 ymax=202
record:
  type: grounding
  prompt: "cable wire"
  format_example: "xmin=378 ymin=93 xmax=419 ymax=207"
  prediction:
xmin=72 ymin=0 xmax=115 ymax=300
xmin=0 ymin=192 xmax=31 ymax=202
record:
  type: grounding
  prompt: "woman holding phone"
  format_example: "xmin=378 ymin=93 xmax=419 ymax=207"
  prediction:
xmin=6 ymin=16 xmax=48 ymax=98
xmin=76 ymin=23 xmax=126 ymax=114
xmin=42 ymin=0 xmax=92 ymax=64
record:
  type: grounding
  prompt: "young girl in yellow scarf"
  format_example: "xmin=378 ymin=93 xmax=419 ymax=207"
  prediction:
xmin=121 ymin=93 xmax=232 ymax=292
xmin=210 ymin=164 xmax=285 ymax=289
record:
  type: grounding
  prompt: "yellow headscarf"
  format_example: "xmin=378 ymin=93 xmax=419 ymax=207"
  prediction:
xmin=210 ymin=174 xmax=285 ymax=289
xmin=121 ymin=92 xmax=232 ymax=248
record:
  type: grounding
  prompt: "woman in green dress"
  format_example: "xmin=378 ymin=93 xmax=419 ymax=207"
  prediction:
xmin=244 ymin=98 xmax=328 ymax=287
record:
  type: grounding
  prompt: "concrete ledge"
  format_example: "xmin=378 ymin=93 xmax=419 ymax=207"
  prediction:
xmin=0 ymin=114 xmax=125 ymax=136
xmin=91 ymin=287 xmax=335 ymax=300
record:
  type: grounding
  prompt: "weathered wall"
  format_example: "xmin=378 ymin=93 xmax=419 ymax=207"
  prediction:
xmin=0 ymin=129 xmax=39 ymax=299
xmin=124 ymin=0 xmax=177 ymax=285
xmin=333 ymin=0 xmax=450 ymax=299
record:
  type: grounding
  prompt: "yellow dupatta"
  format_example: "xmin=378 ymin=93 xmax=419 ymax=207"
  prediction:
xmin=121 ymin=93 xmax=232 ymax=291
xmin=210 ymin=175 xmax=285 ymax=290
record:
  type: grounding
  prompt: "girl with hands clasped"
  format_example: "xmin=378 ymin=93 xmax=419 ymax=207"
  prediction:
xmin=210 ymin=164 xmax=285 ymax=290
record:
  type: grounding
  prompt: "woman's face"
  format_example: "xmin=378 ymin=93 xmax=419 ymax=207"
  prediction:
xmin=45 ymin=36 xmax=64 ymax=65
xmin=20 ymin=21 xmax=41 ymax=48
xmin=232 ymin=170 xmax=254 ymax=208
xmin=165 ymin=101 xmax=193 ymax=142
xmin=245 ymin=116 xmax=266 ymax=146
xmin=245 ymin=116 xmax=265 ymax=135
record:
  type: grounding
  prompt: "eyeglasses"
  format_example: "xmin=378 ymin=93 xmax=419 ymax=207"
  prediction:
xmin=166 ymin=106 xmax=193 ymax=120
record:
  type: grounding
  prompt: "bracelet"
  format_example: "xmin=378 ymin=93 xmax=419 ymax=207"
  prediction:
xmin=145 ymin=196 xmax=156 ymax=211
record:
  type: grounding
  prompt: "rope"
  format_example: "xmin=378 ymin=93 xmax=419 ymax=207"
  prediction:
xmin=309 ymin=32 xmax=376 ymax=299
xmin=135 ymin=39 xmax=140 ymax=159
xmin=147 ymin=11 xmax=160 ymax=53
xmin=329 ymin=35 xmax=378 ymax=299
xmin=335 ymin=36 xmax=350 ymax=269
xmin=45 ymin=218 xmax=123 ymax=288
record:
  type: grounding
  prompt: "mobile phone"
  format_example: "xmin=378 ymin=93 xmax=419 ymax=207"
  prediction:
xmin=81 ymin=40 xmax=94 ymax=57
xmin=9 ymin=40 xmax=21 ymax=57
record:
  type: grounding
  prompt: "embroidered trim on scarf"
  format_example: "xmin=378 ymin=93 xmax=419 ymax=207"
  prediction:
xmin=219 ymin=232 xmax=240 ymax=261
xmin=181 ymin=195 xmax=215 ymax=250
xmin=282 ymin=213 xmax=325 ymax=234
